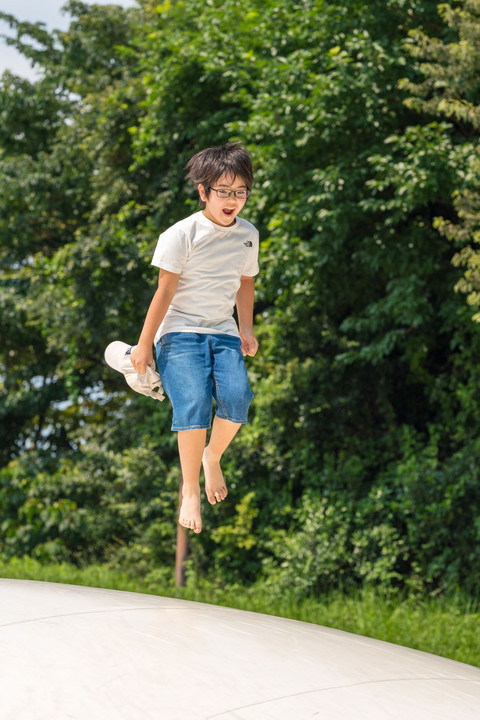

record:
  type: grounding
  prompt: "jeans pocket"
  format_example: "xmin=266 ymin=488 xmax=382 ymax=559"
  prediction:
xmin=160 ymin=332 xmax=180 ymax=351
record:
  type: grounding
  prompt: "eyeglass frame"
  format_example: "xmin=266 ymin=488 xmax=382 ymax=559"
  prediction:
xmin=208 ymin=186 xmax=251 ymax=199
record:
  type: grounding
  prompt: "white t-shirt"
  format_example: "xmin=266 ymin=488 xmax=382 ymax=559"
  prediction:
xmin=151 ymin=211 xmax=259 ymax=343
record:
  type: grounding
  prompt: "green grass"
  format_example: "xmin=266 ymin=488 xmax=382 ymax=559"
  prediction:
xmin=1 ymin=555 xmax=478 ymax=668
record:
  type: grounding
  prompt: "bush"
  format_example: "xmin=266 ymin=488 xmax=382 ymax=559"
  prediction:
xmin=0 ymin=441 xmax=179 ymax=568
xmin=259 ymin=429 xmax=480 ymax=599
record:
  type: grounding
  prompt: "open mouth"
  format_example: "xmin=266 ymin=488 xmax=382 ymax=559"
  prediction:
xmin=223 ymin=209 xmax=234 ymax=216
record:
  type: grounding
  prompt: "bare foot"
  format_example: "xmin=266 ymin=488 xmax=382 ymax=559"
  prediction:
xmin=203 ymin=446 xmax=228 ymax=505
xmin=178 ymin=486 xmax=202 ymax=533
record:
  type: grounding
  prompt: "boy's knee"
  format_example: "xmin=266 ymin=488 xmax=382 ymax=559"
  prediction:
xmin=172 ymin=393 xmax=212 ymax=430
xmin=216 ymin=384 xmax=253 ymax=424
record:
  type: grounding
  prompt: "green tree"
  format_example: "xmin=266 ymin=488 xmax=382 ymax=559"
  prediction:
xmin=0 ymin=2 xmax=148 ymax=463
xmin=400 ymin=0 xmax=480 ymax=319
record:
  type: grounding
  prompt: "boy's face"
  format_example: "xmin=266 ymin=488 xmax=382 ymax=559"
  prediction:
xmin=198 ymin=173 xmax=249 ymax=227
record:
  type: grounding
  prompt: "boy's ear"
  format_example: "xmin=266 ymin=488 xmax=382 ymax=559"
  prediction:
xmin=198 ymin=184 xmax=208 ymax=203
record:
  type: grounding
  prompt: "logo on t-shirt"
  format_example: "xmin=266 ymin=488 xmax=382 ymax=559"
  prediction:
xmin=244 ymin=240 xmax=253 ymax=247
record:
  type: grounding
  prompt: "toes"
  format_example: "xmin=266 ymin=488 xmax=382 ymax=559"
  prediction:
xmin=206 ymin=487 xmax=228 ymax=504
xmin=179 ymin=516 xmax=202 ymax=533
xmin=207 ymin=492 xmax=222 ymax=504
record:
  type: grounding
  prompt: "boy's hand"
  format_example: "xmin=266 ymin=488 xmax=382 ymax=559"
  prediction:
xmin=239 ymin=328 xmax=259 ymax=357
xmin=130 ymin=344 xmax=154 ymax=375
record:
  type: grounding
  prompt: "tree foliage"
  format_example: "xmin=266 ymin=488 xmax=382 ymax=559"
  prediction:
xmin=401 ymin=0 xmax=480 ymax=319
xmin=0 ymin=0 xmax=479 ymax=596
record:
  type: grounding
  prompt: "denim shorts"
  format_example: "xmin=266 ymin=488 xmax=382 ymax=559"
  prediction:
xmin=156 ymin=332 xmax=254 ymax=431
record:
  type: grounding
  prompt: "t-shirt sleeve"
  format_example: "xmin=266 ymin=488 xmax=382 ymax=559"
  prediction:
xmin=151 ymin=224 xmax=189 ymax=273
xmin=241 ymin=229 xmax=260 ymax=277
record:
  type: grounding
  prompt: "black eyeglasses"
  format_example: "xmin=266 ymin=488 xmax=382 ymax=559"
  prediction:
xmin=208 ymin=187 xmax=250 ymax=199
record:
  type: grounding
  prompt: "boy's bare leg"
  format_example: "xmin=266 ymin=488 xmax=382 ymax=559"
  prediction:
xmin=177 ymin=429 xmax=207 ymax=533
xmin=203 ymin=417 xmax=241 ymax=505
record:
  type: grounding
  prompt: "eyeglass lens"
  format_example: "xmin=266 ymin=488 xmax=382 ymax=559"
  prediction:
xmin=209 ymin=187 xmax=250 ymax=199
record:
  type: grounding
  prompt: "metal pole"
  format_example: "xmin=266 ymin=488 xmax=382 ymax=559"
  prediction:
xmin=175 ymin=474 xmax=188 ymax=587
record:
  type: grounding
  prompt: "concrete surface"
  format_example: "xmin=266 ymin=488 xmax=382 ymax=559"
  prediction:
xmin=0 ymin=578 xmax=479 ymax=719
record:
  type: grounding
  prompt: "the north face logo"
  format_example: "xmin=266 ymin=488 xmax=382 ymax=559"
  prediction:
xmin=244 ymin=240 xmax=253 ymax=247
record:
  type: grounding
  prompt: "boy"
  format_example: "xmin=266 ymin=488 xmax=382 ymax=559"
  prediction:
xmin=131 ymin=143 xmax=259 ymax=534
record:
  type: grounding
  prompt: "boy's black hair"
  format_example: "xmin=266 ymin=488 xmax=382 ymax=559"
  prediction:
xmin=185 ymin=142 xmax=253 ymax=203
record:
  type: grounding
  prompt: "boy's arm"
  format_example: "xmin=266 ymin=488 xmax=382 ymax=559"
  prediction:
xmin=236 ymin=275 xmax=259 ymax=357
xmin=131 ymin=268 xmax=180 ymax=373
